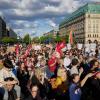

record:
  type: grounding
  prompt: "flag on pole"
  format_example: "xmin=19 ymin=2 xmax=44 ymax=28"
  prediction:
xmin=15 ymin=44 xmax=19 ymax=55
xmin=24 ymin=44 xmax=32 ymax=57
xmin=48 ymin=42 xmax=66 ymax=72
xmin=69 ymin=30 xmax=73 ymax=45
xmin=55 ymin=42 xmax=66 ymax=51
xmin=55 ymin=42 xmax=66 ymax=58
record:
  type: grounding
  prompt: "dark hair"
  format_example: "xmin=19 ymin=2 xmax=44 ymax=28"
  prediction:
xmin=71 ymin=74 xmax=79 ymax=81
xmin=89 ymin=59 xmax=98 ymax=68
xmin=30 ymin=84 xmax=39 ymax=91
xmin=4 ymin=77 xmax=14 ymax=82
xmin=71 ymin=74 xmax=81 ymax=90
xmin=72 ymin=58 xmax=79 ymax=66
xmin=3 ymin=59 xmax=13 ymax=69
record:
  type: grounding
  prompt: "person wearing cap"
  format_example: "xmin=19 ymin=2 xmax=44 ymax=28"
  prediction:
xmin=0 ymin=59 xmax=21 ymax=100
xmin=0 ymin=59 xmax=18 ymax=86
xmin=3 ymin=77 xmax=20 ymax=100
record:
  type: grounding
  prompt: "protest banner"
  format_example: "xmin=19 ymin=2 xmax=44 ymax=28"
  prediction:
xmin=77 ymin=43 xmax=83 ymax=50
xmin=90 ymin=43 xmax=96 ymax=51
xmin=67 ymin=43 xmax=71 ymax=50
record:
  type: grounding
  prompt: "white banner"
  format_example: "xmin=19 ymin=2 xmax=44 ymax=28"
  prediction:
xmin=85 ymin=43 xmax=90 ymax=53
xmin=90 ymin=43 xmax=96 ymax=51
xmin=67 ymin=44 xmax=71 ymax=50
xmin=77 ymin=44 xmax=83 ymax=50
xmin=33 ymin=45 xmax=41 ymax=50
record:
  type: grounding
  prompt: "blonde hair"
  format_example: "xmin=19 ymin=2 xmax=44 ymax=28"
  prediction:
xmin=57 ymin=67 xmax=66 ymax=77
xmin=57 ymin=67 xmax=68 ymax=82
xmin=34 ymin=68 xmax=44 ymax=80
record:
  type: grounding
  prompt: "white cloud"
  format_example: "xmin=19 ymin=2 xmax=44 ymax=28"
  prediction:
xmin=48 ymin=20 xmax=57 ymax=28
xmin=0 ymin=11 xmax=3 ymax=16
xmin=0 ymin=0 xmax=97 ymax=36
xmin=13 ymin=9 xmax=32 ymax=16
xmin=89 ymin=0 xmax=100 ymax=1
xmin=44 ymin=5 xmax=59 ymax=12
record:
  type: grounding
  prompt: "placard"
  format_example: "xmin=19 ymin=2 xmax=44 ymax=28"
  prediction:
xmin=67 ymin=44 xmax=71 ymax=50
xmin=90 ymin=43 xmax=96 ymax=51
xmin=77 ymin=43 xmax=83 ymax=50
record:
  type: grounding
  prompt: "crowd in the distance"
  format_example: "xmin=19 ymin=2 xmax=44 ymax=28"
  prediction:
xmin=0 ymin=43 xmax=100 ymax=100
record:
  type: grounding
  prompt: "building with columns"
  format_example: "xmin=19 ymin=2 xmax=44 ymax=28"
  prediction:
xmin=59 ymin=2 xmax=100 ymax=43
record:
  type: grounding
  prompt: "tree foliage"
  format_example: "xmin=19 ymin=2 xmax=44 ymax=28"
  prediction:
xmin=35 ymin=34 xmax=54 ymax=44
xmin=1 ymin=37 xmax=17 ymax=44
xmin=23 ymin=34 xmax=31 ymax=44
xmin=32 ymin=33 xmax=69 ymax=44
xmin=32 ymin=37 xmax=40 ymax=43
xmin=55 ymin=35 xmax=61 ymax=43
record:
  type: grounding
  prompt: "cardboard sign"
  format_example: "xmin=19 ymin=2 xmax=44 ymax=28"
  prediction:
xmin=67 ymin=44 xmax=71 ymax=50
xmin=90 ymin=43 xmax=96 ymax=51
xmin=7 ymin=46 xmax=15 ymax=53
xmin=85 ymin=44 xmax=90 ymax=53
xmin=77 ymin=44 xmax=83 ymax=50
xmin=33 ymin=45 xmax=41 ymax=50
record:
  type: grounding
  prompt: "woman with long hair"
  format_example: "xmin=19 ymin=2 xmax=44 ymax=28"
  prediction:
xmin=17 ymin=62 xmax=30 ymax=99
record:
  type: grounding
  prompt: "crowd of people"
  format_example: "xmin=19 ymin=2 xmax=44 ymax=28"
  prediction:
xmin=0 ymin=42 xmax=100 ymax=100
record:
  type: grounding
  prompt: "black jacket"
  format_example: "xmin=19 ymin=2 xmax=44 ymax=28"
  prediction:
xmin=25 ymin=94 xmax=42 ymax=100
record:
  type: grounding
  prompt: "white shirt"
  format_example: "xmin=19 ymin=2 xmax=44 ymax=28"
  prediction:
xmin=70 ymin=66 xmax=79 ymax=75
xmin=64 ymin=57 xmax=71 ymax=68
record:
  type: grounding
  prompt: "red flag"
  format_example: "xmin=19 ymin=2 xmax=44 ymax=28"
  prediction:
xmin=48 ymin=55 xmax=57 ymax=72
xmin=24 ymin=44 xmax=32 ymax=57
xmin=55 ymin=42 xmax=66 ymax=58
xmin=15 ymin=44 xmax=19 ymax=55
xmin=55 ymin=42 xmax=65 ymax=51
xmin=69 ymin=30 xmax=73 ymax=44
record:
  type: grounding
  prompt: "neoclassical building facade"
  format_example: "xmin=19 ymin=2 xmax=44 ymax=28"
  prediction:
xmin=59 ymin=2 xmax=100 ymax=43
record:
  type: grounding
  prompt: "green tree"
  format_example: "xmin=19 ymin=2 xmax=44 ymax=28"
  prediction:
xmin=32 ymin=37 xmax=40 ymax=43
xmin=39 ymin=34 xmax=54 ymax=44
xmin=39 ymin=36 xmax=46 ymax=43
xmin=23 ymin=34 xmax=31 ymax=44
xmin=54 ymin=32 xmax=61 ymax=43
xmin=1 ymin=37 xmax=17 ymax=44
xmin=65 ymin=35 xmax=69 ymax=43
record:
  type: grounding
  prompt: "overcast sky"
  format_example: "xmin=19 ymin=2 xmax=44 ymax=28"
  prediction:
xmin=0 ymin=0 xmax=99 ymax=37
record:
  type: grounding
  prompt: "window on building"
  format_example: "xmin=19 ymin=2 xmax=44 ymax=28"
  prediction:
xmin=88 ymin=24 xmax=91 ymax=28
xmin=90 ymin=34 xmax=91 ymax=37
xmin=93 ymin=28 xmax=95 ymax=33
xmin=96 ymin=24 xmax=98 ymax=33
xmin=95 ymin=34 xmax=96 ymax=37
xmin=93 ymin=34 xmax=94 ymax=37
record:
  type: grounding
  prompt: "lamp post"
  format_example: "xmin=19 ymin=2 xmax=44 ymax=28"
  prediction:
xmin=17 ymin=33 xmax=20 ymax=44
